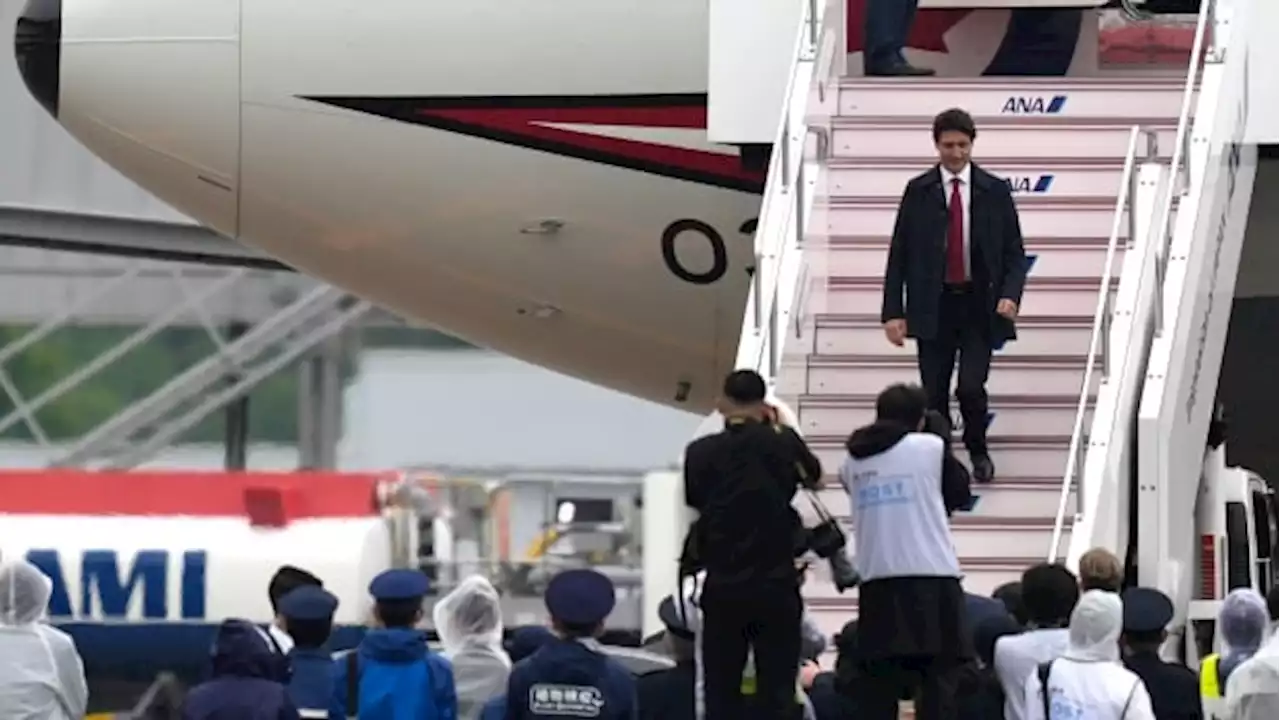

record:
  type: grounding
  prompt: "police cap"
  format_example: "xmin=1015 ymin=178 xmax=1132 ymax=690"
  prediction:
xmin=544 ymin=568 xmax=616 ymax=627
xmin=368 ymin=569 xmax=431 ymax=602
xmin=505 ymin=626 xmax=557 ymax=662
xmin=278 ymin=585 xmax=339 ymax=621
xmin=1122 ymin=587 xmax=1174 ymax=634
xmin=657 ymin=595 xmax=695 ymax=640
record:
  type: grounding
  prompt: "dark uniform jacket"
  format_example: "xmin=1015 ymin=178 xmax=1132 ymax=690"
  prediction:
xmin=636 ymin=660 xmax=695 ymax=720
xmin=1125 ymin=651 xmax=1204 ymax=720
xmin=181 ymin=620 xmax=300 ymax=720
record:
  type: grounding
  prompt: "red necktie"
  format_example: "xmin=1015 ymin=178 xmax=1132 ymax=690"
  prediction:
xmin=946 ymin=178 xmax=966 ymax=284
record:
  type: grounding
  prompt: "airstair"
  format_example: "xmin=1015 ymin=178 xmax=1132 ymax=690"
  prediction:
xmin=0 ymin=258 xmax=373 ymax=470
xmin=721 ymin=0 xmax=1228 ymax=643
xmin=796 ymin=77 xmax=1189 ymax=636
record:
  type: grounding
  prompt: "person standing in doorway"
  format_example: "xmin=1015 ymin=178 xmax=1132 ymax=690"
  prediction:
xmin=880 ymin=108 xmax=1028 ymax=483
xmin=862 ymin=0 xmax=935 ymax=76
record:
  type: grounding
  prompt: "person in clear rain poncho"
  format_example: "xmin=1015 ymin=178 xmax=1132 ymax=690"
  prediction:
xmin=432 ymin=575 xmax=511 ymax=720
xmin=0 ymin=558 xmax=89 ymax=720
xmin=1023 ymin=589 xmax=1155 ymax=720
xmin=1200 ymin=588 xmax=1272 ymax=718
xmin=1208 ymin=586 xmax=1280 ymax=712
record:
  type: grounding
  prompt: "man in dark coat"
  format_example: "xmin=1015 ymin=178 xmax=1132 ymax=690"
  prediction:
xmin=181 ymin=619 xmax=300 ymax=720
xmin=881 ymin=107 xmax=1028 ymax=483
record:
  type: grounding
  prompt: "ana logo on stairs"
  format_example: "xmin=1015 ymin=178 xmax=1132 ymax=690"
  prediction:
xmin=1006 ymin=175 xmax=1054 ymax=194
xmin=1001 ymin=95 xmax=1067 ymax=115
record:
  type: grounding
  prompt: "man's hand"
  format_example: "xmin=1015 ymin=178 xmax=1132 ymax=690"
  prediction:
xmin=996 ymin=299 xmax=1019 ymax=320
xmin=799 ymin=660 xmax=822 ymax=689
xmin=883 ymin=319 xmax=907 ymax=347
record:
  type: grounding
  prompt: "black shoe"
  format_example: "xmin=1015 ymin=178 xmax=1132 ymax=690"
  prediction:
xmin=971 ymin=454 xmax=995 ymax=484
xmin=865 ymin=63 xmax=936 ymax=77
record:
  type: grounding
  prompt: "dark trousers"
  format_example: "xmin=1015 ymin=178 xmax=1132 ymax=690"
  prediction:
xmin=853 ymin=577 xmax=971 ymax=720
xmin=701 ymin=582 xmax=803 ymax=720
xmin=862 ymin=0 xmax=920 ymax=73
xmin=916 ymin=286 xmax=992 ymax=455
xmin=855 ymin=657 xmax=962 ymax=720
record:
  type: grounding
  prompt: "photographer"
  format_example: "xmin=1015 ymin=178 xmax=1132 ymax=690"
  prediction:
xmin=838 ymin=383 xmax=971 ymax=720
xmin=682 ymin=369 xmax=822 ymax=720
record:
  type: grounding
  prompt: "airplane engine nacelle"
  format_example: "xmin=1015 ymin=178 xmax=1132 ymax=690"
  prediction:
xmin=55 ymin=0 xmax=243 ymax=237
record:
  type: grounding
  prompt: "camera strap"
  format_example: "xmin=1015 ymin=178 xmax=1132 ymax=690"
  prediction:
xmin=801 ymin=488 xmax=838 ymax=525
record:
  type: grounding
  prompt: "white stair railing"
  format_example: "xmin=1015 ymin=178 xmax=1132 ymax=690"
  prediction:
xmin=1047 ymin=126 xmax=1155 ymax=561
xmin=734 ymin=0 xmax=843 ymax=393
xmin=1135 ymin=0 xmax=1254 ymax=601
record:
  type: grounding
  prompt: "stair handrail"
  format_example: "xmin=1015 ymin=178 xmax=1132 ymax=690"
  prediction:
xmin=1049 ymin=0 xmax=1219 ymax=560
xmin=1048 ymin=126 xmax=1152 ymax=561
xmin=734 ymin=0 xmax=840 ymax=384
xmin=1152 ymin=0 xmax=1218 ymax=334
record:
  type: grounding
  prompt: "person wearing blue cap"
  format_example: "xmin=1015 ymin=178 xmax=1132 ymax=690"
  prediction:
xmin=634 ymin=595 xmax=697 ymax=720
xmin=329 ymin=569 xmax=457 ymax=720
xmin=502 ymin=568 xmax=637 ymax=718
xmin=277 ymin=585 xmax=340 ymax=719
xmin=1119 ymin=587 xmax=1201 ymax=720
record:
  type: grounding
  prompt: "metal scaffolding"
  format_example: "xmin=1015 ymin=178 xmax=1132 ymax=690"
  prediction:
xmin=0 ymin=251 xmax=376 ymax=470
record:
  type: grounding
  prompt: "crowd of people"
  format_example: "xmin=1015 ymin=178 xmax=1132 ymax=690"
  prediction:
xmin=675 ymin=369 xmax=1278 ymax=720
xmin=0 ymin=368 xmax=1276 ymax=720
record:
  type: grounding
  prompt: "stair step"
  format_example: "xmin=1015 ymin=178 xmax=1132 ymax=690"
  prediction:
xmin=813 ymin=314 xmax=1095 ymax=358
xmin=810 ymin=435 xmax=1069 ymax=480
xmin=831 ymin=121 xmax=1177 ymax=162
xmin=824 ymin=236 xmax=1125 ymax=282
xmin=807 ymin=480 xmax=1074 ymax=520
xmin=823 ymin=277 xmax=1111 ymax=316
xmin=823 ymin=198 xmax=1127 ymax=240
xmin=803 ymin=555 xmax=1049 ymax=606
xmin=799 ymin=394 xmax=1090 ymax=439
xmin=828 ymin=161 xmax=1126 ymax=201
xmin=837 ymin=78 xmax=1188 ymax=120
xmin=806 ymin=355 xmax=1095 ymax=398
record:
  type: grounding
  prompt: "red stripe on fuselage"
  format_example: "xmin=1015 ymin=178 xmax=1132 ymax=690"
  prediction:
xmin=418 ymin=105 xmax=754 ymax=187
xmin=300 ymin=94 xmax=766 ymax=194
xmin=0 ymin=470 xmax=382 ymax=518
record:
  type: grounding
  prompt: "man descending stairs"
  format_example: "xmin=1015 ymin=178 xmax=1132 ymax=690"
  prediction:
xmin=788 ymin=77 xmax=1187 ymax=646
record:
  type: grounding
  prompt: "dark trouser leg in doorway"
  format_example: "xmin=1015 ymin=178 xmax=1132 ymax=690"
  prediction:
xmin=954 ymin=289 xmax=994 ymax=481
xmin=862 ymin=0 xmax=935 ymax=76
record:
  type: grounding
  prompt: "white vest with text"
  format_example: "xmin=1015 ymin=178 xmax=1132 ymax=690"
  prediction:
xmin=838 ymin=433 xmax=962 ymax=582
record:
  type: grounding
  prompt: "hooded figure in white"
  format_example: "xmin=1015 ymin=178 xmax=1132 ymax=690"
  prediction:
xmin=1024 ymin=590 xmax=1156 ymax=720
xmin=432 ymin=575 xmax=511 ymax=720
xmin=0 ymin=559 xmax=89 ymax=720
xmin=1223 ymin=630 xmax=1278 ymax=720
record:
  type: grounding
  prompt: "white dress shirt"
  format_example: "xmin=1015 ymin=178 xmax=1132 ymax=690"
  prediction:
xmin=940 ymin=163 xmax=972 ymax=281
xmin=267 ymin=622 xmax=294 ymax=654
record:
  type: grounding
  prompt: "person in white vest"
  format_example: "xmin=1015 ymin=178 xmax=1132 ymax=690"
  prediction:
xmin=1023 ymin=589 xmax=1155 ymax=720
xmin=1223 ymin=631 xmax=1278 ymax=720
xmin=838 ymin=382 xmax=971 ymax=720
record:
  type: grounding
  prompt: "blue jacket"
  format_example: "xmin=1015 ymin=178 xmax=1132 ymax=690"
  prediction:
xmin=183 ymin=620 xmax=300 ymax=720
xmin=329 ymin=627 xmax=456 ymax=720
xmin=504 ymin=639 xmax=637 ymax=719
xmin=287 ymin=648 xmax=336 ymax=718
xmin=479 ymin=696 xmax=505 ymax=720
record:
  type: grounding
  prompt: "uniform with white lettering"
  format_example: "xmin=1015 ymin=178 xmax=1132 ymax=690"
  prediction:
xmin=504 ymin=570 xmax=637 ymax=720
xmin=504 ymin=639 xmax=636 ymax=719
